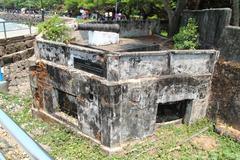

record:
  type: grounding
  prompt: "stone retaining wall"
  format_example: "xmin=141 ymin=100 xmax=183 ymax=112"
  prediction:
xmin=0 ymin=35 xmax=35 ymax=65
xmin=0 ymin=12 xmax=42 ymax=25
xmin=4 ymin=59 xmax=31 ymax=95
xmin=0 ymin=35 xmax=35 ymax=94
xmin=209 ymin=26 xmax=240 ymax=130
xmin=209 ymin=60 xmax=240 ymax=130
xmin=92 ymin=20 xmax=168 ymax=37
xmin=217 ymin=26 xmax=240 ymax=62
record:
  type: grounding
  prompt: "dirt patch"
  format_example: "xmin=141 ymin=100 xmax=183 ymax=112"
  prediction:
xmin=215 ymin=122 xmax=240 ymax=142
xmin=191 ymin=135 xmax=218 ymax=151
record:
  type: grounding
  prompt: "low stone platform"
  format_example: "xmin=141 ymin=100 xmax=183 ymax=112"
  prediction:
xmin=71 ymin=34 xmax=172 ymax=52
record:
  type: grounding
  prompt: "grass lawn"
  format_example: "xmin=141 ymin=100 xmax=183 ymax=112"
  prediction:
xmin=0 ymin=93 xmax=240 ymax=160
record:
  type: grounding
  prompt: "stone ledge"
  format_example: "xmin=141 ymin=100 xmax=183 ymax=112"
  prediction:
xmin=0 ymin=48 xmax=34 ymax=67
xmin=0 ymin=35 xmax=36 ymax=45
xmin=31 ymin=108 xmax=124 ymax=155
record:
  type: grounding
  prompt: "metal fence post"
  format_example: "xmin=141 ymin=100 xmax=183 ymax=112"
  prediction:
xmin=29 ymin=21 xmax=32 ymax=35
xmin=3 ymin=22 xmax=7 ymax=39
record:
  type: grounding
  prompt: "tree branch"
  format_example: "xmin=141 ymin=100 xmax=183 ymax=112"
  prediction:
xmin=162 ymin=0 xmax=174 ymax=18
xmin=175 ymin=0 xmax=188 ymax=15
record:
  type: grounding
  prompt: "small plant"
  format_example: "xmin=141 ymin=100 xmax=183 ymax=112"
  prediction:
xmin=173 ymin=18 xmax=199 ymax=49
xmin=160 ymin=30 xmax=168 ymax=37
xmin=38 ymin=16 xmax=71 ymax=43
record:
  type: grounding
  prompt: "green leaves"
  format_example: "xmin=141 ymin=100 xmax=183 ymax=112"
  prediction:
xmin=173 ymin=18 xmax=199 ymax=49
xmin=37 ymin=16 xmax=71 ymax=43
xmin=1 ymin=0 xmax=63 ymax=10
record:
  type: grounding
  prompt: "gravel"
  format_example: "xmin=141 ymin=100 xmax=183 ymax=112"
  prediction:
xmin=0 ymin=125 xmax=29 ymax=160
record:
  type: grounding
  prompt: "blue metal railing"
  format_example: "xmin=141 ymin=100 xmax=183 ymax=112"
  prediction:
xmin=0 ymin=109 xmax=53 ymax=160
xmin=0 ymin=152 xmax=5 ymax=160
xmin=0 ymin=68 xmax=4 ymax=81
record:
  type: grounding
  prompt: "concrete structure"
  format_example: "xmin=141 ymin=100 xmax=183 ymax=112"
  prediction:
xmin=30 ymin=34 xmax=219 ymax=153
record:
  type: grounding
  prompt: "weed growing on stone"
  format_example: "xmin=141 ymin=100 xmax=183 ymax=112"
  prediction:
xmin=173 ymin=18 xmax=199 ymax=49
xmin=38 ymin=16 xmax=71 ymax=43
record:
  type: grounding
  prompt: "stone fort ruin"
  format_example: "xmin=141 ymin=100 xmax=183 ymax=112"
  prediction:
xmin=29 ymin=9 xmax=232 ymax=153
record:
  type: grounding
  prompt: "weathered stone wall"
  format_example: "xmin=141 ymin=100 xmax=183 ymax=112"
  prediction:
xmin=209 ymin=60 xmax=240 ymax=130
xmin=209 ymin=26 xmax=240 ymax=130
xmin=4 ymin=59 xmax=31 ymax=95
xmin=0 ymin=12 xmax=42 ymax=25
xmin=0 ymin=36 xmax=34 ymax=65
xmin=217 ymin=26 xmax=240 ymax=62
xmin=92 ymin=20 xmax=168 ymax=37
xmin=181 ymin=8 xmax=232 ymax=48
xmin=0 ymin=35 xmax=35 ymax=94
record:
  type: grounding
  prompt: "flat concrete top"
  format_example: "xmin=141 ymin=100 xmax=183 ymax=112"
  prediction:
xmin=70 ymin=34 xmax=173 ymax=53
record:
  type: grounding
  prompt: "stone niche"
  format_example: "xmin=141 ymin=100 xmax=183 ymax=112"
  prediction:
xmin=30 ymin=36 xmax=219 ymax=153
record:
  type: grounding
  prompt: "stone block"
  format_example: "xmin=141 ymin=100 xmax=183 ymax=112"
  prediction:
xmin=0 ymin=46 xmax=5 ymax=57
xmin=88 ymin=31 xmax=119 ymax=46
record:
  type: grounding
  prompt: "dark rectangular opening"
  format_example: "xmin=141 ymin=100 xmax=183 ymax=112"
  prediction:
xmin=58 ymin=90 xmax=78 ymax=119
xmin=74 ymin=57 xmax=106 ymax=77
xmin=156 ymin=100 xmax=189 ymax=123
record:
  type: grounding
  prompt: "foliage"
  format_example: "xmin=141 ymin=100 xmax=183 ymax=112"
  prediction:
xmin=64 ymin=0 xmax=116 ymax=16
xmin=173 ymin=18 xmax=199 ymax=49
xmin=160 ymin=30 xmax=168 ymax=37
xmin=0 ymin=0 xmax=63 ymax=10
xmin=63 ymin=0 xmax=166 ymax=19
xmin=37 ymin=16 xmax=71 ymax=42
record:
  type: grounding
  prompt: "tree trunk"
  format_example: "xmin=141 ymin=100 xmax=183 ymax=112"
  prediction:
xmin=168 ymin=15 xmax=180 ymax=37
xmin=194 ymin=0 xmax=201 ymax=10
xmin=163 ymin=0 xmax=188 ymax=38
xmin=233 ymin=0 xmax=240 ymax=26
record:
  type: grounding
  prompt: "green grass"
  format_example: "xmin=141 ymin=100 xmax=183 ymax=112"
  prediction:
xmin=0 ymin=93 xmax=239 ymax=160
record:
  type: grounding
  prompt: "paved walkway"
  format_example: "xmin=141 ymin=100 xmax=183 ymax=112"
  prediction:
xmin=0 ymin=27 xmax=37 ymax=39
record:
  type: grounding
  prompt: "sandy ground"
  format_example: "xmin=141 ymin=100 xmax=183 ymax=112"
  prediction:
xmin=0 ymin=27 xmax=37 ymax=39
xmin=0 ymin=97 xmax=29 ymax=160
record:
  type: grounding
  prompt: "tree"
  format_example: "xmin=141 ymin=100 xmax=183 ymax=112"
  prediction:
xmin=162 ymin=0 xmax=188 ymax=38
xmin=233 ymin=0 xmax=239 ymax=26
xmin=0 ymin=0 xmax=15 ymax=9
xmin=0 ymin=0 xmax=63 ymax=10
xmin=64 ymin=0 xmax=81 ymax=16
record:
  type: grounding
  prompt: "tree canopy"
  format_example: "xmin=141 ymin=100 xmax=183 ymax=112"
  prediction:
xmin=0 ymin=0 xmax=63 ymax=10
